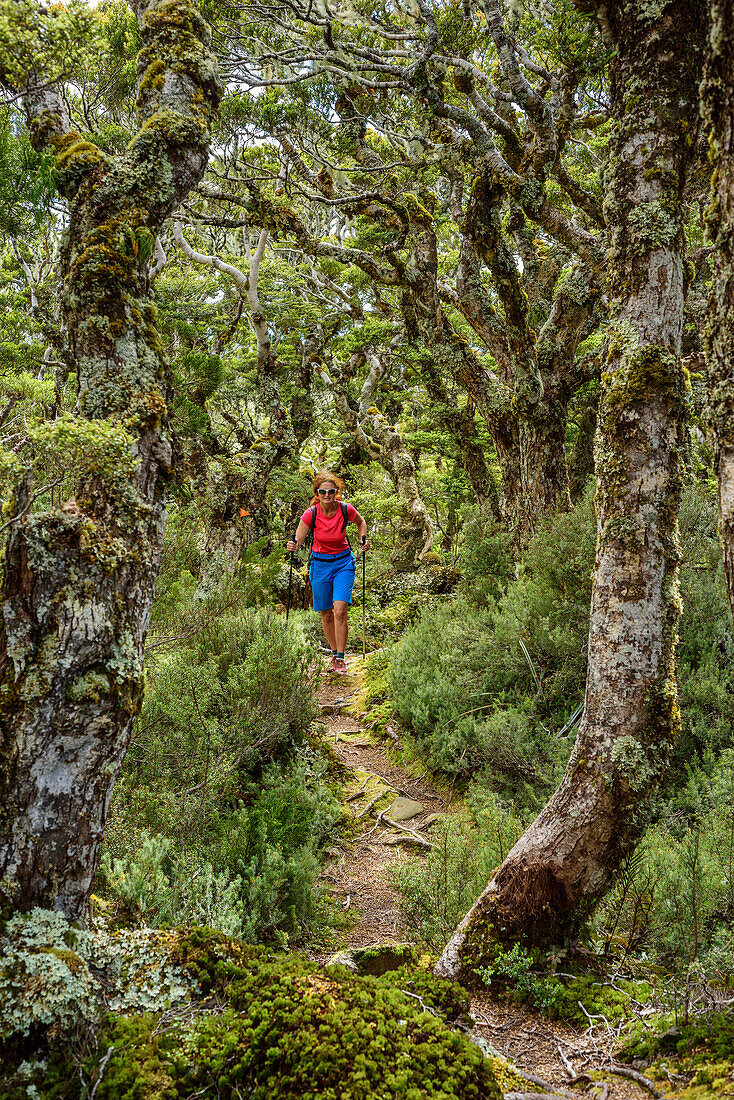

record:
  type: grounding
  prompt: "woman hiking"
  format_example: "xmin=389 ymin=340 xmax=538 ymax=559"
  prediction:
xmin=287 ymin=471 xmax=369 ymax=674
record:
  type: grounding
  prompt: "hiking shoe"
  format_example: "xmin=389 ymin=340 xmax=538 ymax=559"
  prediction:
xmin=335 ymin=658 xmax=348 ymax=674
xmin=331 ymin=656 xmax=340 ymax=674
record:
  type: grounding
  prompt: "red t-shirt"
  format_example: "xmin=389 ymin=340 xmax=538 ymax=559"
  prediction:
xmin=301 ymin=503 xmax=358 ymax=554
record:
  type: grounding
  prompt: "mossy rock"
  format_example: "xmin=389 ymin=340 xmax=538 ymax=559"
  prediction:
xmin=328 ymin=942 xmax=423 ymax=976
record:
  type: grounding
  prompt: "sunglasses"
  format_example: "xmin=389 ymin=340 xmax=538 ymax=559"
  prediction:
xmin=318 ymin=488 xmax=337 ymax=496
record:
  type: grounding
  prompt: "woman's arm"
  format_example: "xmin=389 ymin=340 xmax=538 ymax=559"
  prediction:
xmin=286 ymin=518 xmax=310 ymax=553
xmin=353 ymin=511 xmax=370 ymax=552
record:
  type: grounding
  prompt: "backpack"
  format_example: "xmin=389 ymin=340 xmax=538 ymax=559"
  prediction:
xmin=306 ymin=501 xmax=351 ymax=563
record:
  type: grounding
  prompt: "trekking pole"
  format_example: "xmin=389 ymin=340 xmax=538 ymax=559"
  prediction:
xmin=285 ymin=531 xmax=296 ymax=624
xmin=361 ymin=534 xmax=367 ymax=660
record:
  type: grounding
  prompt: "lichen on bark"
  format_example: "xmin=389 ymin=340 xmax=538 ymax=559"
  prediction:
xmin=702 ymin=0 xmax=734 ymax=626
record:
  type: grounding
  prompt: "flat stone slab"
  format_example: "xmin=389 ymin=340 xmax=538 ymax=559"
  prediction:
xmin=386 ymin=796 xmax=424 ymax=822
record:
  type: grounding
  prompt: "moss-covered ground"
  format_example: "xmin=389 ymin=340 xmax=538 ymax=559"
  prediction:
xmin=0 ymin=926 xmax=501 ymax=1100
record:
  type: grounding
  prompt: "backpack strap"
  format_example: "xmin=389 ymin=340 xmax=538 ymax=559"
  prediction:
xmin=306 ymin=504 xmax=318 ymax=565
xmin=340 ymin=501 xmax=351 ymax=548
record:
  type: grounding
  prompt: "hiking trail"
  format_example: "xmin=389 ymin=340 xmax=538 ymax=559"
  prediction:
xmin=314 ymin=654 xmax=656 ymax=1100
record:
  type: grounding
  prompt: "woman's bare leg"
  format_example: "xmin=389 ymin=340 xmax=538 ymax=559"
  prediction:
xmin=334 ymin=601 xmax=349 ymax=654
xmin=320 ymin=608 xmax=336 ymax=651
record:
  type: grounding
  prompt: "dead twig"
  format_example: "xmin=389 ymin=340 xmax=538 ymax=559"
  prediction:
xmin=556 ymin=1043 xmax=576 ymax=1077
xmin=513 ymin=1069 xmax=576 ymax=1098
xmin=90 ymin=1047 xmax=114 ymax=1100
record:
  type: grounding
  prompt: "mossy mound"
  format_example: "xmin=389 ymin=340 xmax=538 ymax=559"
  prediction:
xmin=619 ymin=1012 xmax=734 ymax=1099
xmin=2 ymin=928 xmax=500 ymax=1100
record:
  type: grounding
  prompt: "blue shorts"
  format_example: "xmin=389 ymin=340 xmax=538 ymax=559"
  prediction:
xmin=309 ymin=550 xmax=356 ymax=611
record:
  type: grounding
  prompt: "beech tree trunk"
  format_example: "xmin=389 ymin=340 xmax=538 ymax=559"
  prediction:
xmin=521 ymin=266 xmax=600 ymax=520
xmin=0 ymin=0 xmax=219 ymax=918
xmin=446 ymin=401 xmax=501 ymax=519
xmin=703 ymin=0 xmax=734 ymax=620
xmin=333 ymin=348 xmax=433 ymax=570
xmin=405 ymin=222 xmax=522 ymax=525
xmin=436 ymin=0 xmax=703 ymax=976
xmin=569 ymin=393 xmax=598 ymax=503
xmin=173 ymin=223 xmax=304 ymax=582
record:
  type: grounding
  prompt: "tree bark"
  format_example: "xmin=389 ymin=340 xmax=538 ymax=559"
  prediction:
xmin=703 ymin=0 xmax=734 ymax=621
xmin=0 ymin=0 xmax=219 ymax=918
xmin=436 ymin=0 xmax=703 ymax=976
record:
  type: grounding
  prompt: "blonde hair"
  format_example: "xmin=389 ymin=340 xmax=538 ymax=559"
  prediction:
xmin=310 ymin=470 xmax=345 ymax=506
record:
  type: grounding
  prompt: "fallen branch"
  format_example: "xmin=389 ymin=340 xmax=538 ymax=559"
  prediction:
xmin=556 ymin=1043 xmax=575 ymax=1077
xmin=573 ymin=1065 xmax=669 ymax=1100
xmin=378 ymin=811 xmax=434 ymax=848
xmin=513 ymin=1070 xmax=575 ymax=1098
xmin=356 ymin=789 xmax=388 ymax=818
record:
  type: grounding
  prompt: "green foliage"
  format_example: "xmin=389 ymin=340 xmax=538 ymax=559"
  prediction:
xmin=391 ymin=794 xmax=524 ymax=952
xmin=100 ymin=607 xmax=339 ymax=944
xmin=458 ymin=505 xmax=514 ymax=606
xmin=622 ymin=1011 xmax=734 ymax=1065
xmin=0 ymin=113 xmax=57 ymax=237
xmin=0 ymin=0 xmax=99 ymax=91
xmin=389 ymin=492 xmax=597 ymax=803
xmin=475 ymin=943 xmax=564 ymax=1015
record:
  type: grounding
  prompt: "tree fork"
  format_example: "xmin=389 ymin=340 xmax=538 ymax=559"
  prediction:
xmin=0 ymin=0 xmax=219 ymax=918
xmin=436 ymin=0 xmax=704 ymax=978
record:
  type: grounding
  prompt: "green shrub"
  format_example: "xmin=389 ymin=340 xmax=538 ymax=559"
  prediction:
xmin=475 ymin=943 xmax=564 ymax=1015
xmin=388 ymin=492 xmax=596 ymax=801
xmin=458 ymin=505 xmax=514 ymax=606
xmin=391 ymin=793 xmax=524 ymax=952
xmin=594 ymin=749 xmax=734 ymax=974
xmin=100 ymin=609 xmax=339 ymax=944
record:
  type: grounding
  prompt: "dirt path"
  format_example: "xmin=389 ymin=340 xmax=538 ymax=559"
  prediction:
xmin=316 ymin=655 xmax=447 ymax=947
xmin=315 ymin=656 xmax=653 ymax=1100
